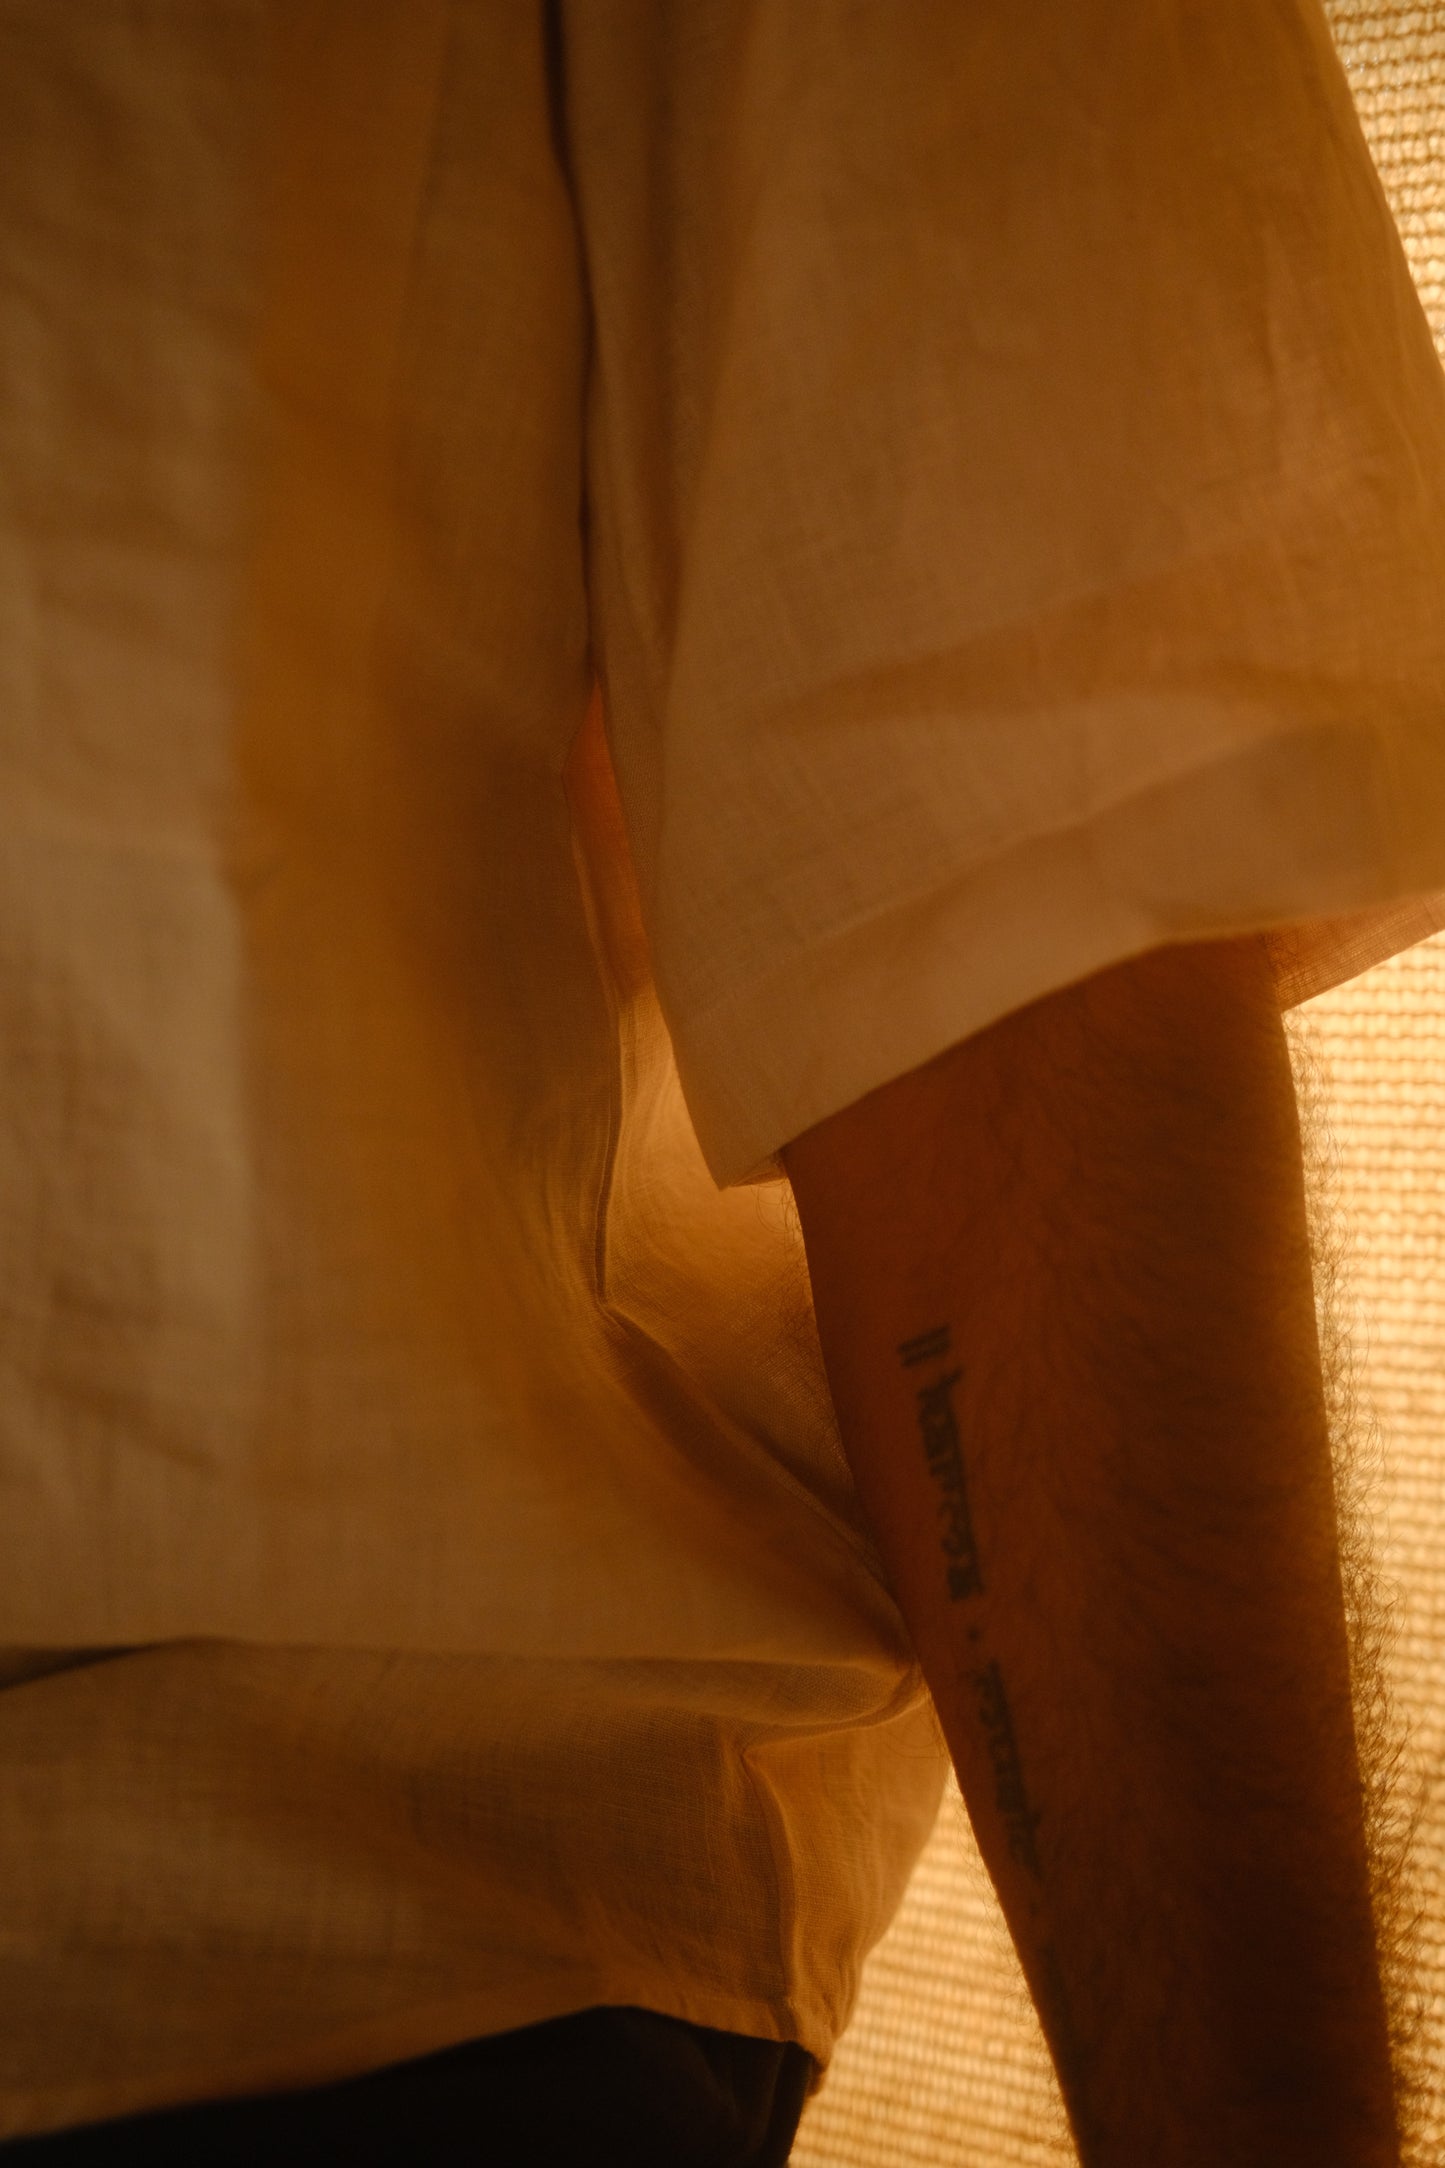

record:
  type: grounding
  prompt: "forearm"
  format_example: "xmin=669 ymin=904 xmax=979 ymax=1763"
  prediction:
xmin=783 ymin=937 xmax=1399 ymax=2167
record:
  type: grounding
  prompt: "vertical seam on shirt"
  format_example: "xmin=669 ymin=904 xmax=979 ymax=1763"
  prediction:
xmin=591 ymin=990 xmax=625 ymax=1310
xmin=544 ymin=0 xmax=613 ymax=1306
xmin=541 ymin=0 xmax=598 ymax=703
xmin=561 ymin=786 xmax=624 ymax=1305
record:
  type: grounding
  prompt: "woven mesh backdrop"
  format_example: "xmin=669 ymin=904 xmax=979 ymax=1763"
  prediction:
xmin=790 ymin=6 xmax=1445 ymax=2161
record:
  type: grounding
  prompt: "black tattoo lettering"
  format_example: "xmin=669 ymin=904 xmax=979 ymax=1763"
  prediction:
xmin=896 ymin=1323 xmax=952 ymax=1369
xmin=914 ymin=1362 xmax=984 ymax=1601
xmin=971 ymin=1657 xmax=1044 ymax=1881
xmin=898 ymin=1332 xmax=1068 ymax=2106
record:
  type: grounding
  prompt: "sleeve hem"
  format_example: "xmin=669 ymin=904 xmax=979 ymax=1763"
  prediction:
xmin=667 ymin=736 xmax=1445 ymax=1190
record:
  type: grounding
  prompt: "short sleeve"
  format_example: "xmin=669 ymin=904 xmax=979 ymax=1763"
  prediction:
xmin=560 ymin=0 xmax=1445 ymax=1188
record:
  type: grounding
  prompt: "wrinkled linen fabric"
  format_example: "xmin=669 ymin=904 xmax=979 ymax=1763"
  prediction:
xmin=2 ymin=0 xmax=1444 ymax=2140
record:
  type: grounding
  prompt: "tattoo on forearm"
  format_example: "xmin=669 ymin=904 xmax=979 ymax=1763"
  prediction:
xmin=971 ymin=1657 xmax=1045 ymax=1881
xmin=897 ymin=1325 xmax=1080 ymax=2102
xmin=898 ymin=1323 xmax=1047 ymax=1877
xmin=896 ymin=1325 xmax=984 ymax=1600
xmin=897 ymin=1324 xmax=952 ymax=1370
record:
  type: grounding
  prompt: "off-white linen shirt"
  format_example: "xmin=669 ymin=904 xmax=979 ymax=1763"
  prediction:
xmin=4 ymin=0 xmax=1445 ymax=2139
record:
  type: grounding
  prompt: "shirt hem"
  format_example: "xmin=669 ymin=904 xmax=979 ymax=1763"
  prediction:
xmin=0 ymin=1973 xmax=826 ymax=2144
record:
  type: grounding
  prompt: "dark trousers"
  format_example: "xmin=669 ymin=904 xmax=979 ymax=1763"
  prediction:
xmin=1 ymin=2007 xmax=816 ymax=2167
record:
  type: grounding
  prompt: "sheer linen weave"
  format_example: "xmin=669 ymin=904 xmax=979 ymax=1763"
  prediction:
xmin=3 ymin=0 xmax=1445 ymax=2143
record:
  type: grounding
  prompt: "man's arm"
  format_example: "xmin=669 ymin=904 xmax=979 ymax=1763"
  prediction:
xmin=782 ymin=935 xmax=1400 ymax=2167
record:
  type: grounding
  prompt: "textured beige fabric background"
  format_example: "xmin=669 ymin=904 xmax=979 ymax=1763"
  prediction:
xmin=792 ymin=4 xmax=1445 ymax=2161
